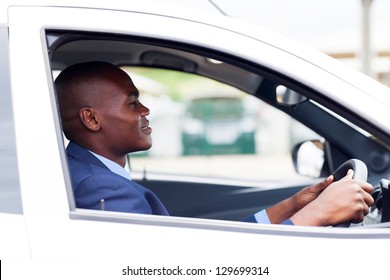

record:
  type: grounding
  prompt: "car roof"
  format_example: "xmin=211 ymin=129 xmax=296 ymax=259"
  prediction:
xmin=0 ymin=0 xmax=221 ymax=24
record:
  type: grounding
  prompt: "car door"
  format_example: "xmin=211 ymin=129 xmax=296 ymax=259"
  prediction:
xmin=7 ymin=4 xmax=390 ymax=269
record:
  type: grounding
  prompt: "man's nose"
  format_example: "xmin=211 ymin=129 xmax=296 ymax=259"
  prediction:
xmin=140 ymin=102 xmax=150 ymax=116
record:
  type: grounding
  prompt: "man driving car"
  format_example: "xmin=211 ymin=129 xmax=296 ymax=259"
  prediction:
xmin=55 ymin=61 xmax=374 ymax=226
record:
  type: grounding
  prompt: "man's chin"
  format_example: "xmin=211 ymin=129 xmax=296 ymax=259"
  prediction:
xmin=133 ymin=143 xmax=152 ymax=153
xmin=145 ymin=140 xmax=152 ymax=150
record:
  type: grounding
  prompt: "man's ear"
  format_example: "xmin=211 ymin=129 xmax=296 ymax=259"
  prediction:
xmin=79 ymin=107 xmax=100 ymax=131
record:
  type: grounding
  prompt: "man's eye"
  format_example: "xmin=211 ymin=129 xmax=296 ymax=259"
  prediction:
xmin=129 ymin=100 xmax=137 ymax=107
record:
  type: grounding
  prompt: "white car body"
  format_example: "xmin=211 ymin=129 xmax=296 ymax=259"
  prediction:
xmin=1 ymin=1 xmax=390 ymax=278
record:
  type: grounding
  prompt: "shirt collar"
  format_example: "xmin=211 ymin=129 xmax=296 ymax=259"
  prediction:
xmin=89 ymin=151 xmax=132 ymax=181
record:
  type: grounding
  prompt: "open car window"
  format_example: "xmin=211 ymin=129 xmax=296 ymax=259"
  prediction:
xmin=48 ymin=30 xmax=388 ymax=224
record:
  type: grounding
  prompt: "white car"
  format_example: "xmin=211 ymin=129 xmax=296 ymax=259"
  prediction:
xmin=1 ymin=0 xmax=390 ymax=278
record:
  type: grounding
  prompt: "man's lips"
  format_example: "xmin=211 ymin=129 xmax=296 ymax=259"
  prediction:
xmin=141 ymin=121 xmax=152 ymax=133
xmin=141 ymin=126 xmax=151 ymax=131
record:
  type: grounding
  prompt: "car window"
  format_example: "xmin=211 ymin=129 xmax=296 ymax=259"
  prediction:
xmin=50 ymin=31 xmax=389 ymax=224
xmin=125 ymin=67 xmax=320 ymax=182
xmin=45 ymin=24 xmax=390 ymax=230
xmin=0 ymin=26 xmax=22 ymax=214
xmin=48 ymin=32 xmax=329 ymax=223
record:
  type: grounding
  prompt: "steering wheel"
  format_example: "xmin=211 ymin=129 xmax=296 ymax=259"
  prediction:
xmin=332 ymin=159 xmax=368 ymax=227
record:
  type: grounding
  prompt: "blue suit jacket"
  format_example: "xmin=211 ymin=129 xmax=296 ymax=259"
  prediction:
xmin=66 ymin=142 xmax=169 ymax=215
xmin=66 ymin=142 xmax=276 ymax=224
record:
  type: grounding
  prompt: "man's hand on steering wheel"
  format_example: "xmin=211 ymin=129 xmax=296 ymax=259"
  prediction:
xmin=290 ymin=160 xmax=374 ymax=227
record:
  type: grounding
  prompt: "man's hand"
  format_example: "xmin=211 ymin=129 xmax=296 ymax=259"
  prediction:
xmin=292 ymin=175 xmax=334 ymax=212
xmin=266 ymin=175 xmax=333 ymax=224
xmin=291 ymin=170 xmax=374 ymax=226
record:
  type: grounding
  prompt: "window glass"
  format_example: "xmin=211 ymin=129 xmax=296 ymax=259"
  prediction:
xmin=125 ymin=67 xmax=320 ymax=181
xmin=0 ymin=27 xmax=23 ymax=214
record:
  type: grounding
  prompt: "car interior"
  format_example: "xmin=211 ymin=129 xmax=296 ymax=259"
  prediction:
xmin=48 ymin=31 xmax=390 ymax=225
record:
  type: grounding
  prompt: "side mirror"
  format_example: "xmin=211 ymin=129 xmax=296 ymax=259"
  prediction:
xmin=292 ymin=140 xmax=325 ymax=178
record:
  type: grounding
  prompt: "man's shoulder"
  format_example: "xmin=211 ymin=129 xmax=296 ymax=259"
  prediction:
xmin=66 ymin=142 xmax=104 ymax=166
xmin=66 ymin=141 xmax=111 ymax=181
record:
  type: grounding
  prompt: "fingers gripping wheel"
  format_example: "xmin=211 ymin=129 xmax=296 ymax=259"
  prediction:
xmin=332 ymin=159 xmax=368 ymax=227
xmin=332 ymin=159 xmax=368 ymax=182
